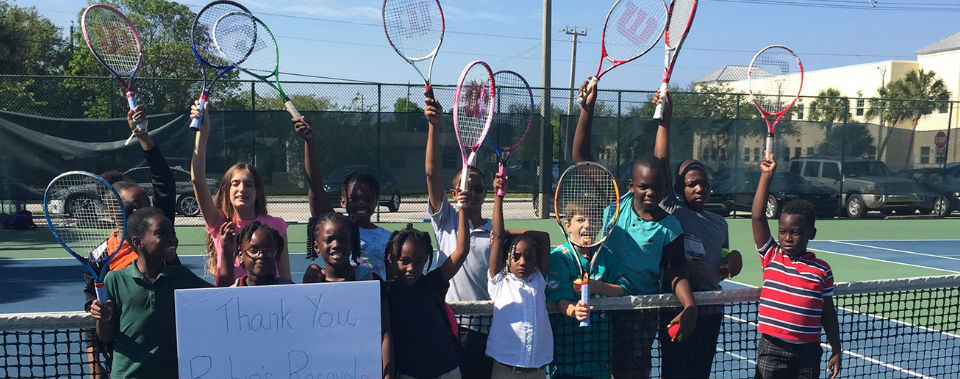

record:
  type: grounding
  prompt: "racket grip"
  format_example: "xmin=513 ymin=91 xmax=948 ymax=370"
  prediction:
xmin=190 ymin=94 xmax=207 ymax=131
xmin=94 ymin=282 xmax=108 ymax=303
xmin=126 ymin=91 xmax=138 ymax=112
xmin=653 ymin=83 xmax=668 ymax=120
xmin=424 ymin=84 xmax=434 ymax=98
xmin=579 ymin=282 xmax=590 ymax=327
xmin=284 ymin=100 xmax=302 ymax=120
xmin=496 ymin=164 xmax=506 ymax=196
xmin=456 ymin=164 xmax=469 ymax=209
xmin=765 ymin=135 xmax=774 ymax=159
xmin=576 ymin=77 xmax=598 ymax=108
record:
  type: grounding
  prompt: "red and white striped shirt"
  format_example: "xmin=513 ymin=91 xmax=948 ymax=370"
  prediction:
xmin=757 ymin=237 xmax=834 ymax=343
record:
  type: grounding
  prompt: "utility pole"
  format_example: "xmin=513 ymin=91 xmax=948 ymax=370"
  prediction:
xmin=563 ymin=26 xmax=586 ymax=160
xmin=69 ymin=22 xmax=75 ymax=55
xmin=538 ymin=0 xmax=552 ymax=219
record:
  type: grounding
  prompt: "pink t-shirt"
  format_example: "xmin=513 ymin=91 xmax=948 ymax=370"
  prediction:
xmin=207 ymin=213 xmax=289 ymax=286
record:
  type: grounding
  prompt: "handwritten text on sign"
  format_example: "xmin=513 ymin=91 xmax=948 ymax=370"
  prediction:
xmin=175 ymin=281 xmax=381 ymax=379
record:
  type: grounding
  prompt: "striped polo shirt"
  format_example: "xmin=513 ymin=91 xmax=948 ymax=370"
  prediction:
xmin=757 ymin=237 xmax=834 ymax=343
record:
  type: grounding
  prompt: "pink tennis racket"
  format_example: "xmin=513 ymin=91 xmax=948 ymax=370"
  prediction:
xmin=748 ymin=45 xmax=803 ymax=159
xmin=452 ymin=60 xmax=495 ymax=208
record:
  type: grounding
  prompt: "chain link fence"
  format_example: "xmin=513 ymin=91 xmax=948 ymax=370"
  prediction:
xmin=1 ymin=75 xmax=958 ymax=223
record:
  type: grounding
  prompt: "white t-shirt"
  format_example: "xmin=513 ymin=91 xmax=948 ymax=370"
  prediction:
xmin=486 ymin=270 xmax=553 ymax=368
xmin=358 ymin=226 xmax=392 ymax=280
xmin=429 ymin=195 xmax=493 ymax=304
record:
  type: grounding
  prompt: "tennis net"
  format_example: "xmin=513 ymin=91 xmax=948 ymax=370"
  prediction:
xmin=2 ymin=274 xmax=958 ymax=378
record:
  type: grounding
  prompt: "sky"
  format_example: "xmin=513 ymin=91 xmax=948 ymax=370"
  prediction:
xmin=11 ymin=0 xmax=960 ymax=94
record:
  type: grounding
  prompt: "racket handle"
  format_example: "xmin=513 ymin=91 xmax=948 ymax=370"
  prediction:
xmin=765 ymin=134 xmax=774 ymax=159
xmin=190 ymin=94 xmax=207 ymax=131
xmin=496 ymin=164 xmax=506 ymax=196
xmin=653 ymin=82 xmax=668 ymax=120
xmin=456 ymin=164 xmax=469 ymax=209
xmin=579 ymin=282 xmax=590 ymax=327
xmin=94 ymin=282 xmax=108 ymax=303
xmin=284 ymin=100 xmax=302 ymax=120
xmin=577 ymin=77 xmax=598 ymax=108
xmin=425 ymin=84 xmax=434 ymax=98
xmin=126 ymin=91 xmax=138 ymax=112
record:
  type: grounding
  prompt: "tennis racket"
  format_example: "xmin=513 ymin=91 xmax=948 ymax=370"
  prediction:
xmin=748 ymin=45 xmax=803 ymax=159
xmin=488 ymin=70 xmax=534 ymax=196
xmin=81 ymin=4 xmax=143 ymax=145
xmin=188 ymin=1 xmax=252 ymax=131
xmin=212 ymin=12 xmax=302 ymax=121
xmin=383 ymin=0 xmax=445 ymax=96
xmin=452 ymin=60 xmax=495 ymax=208
xmin=553 ymin=162 xmax=621 ymax=327
xmin=653 ymin=0 xmax=697 ymax=120
xmin=578 ymin=0 xmax=666 ymax=107
xmin=43 ymin=171 xmax=127 ymax=302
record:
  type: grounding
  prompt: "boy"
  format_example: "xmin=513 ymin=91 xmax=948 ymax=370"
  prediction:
xmin=751 ymin=155 xmax=842 ymax=379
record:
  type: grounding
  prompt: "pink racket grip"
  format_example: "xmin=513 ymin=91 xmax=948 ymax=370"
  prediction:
xmin=190 ymin=94 xmax=207 ymax=131
xmin=94 ymin=282 xmax=108 ymax=303
xmin=653 ymin=82 xmax=668 ymax=120
xmin=496 ymin=164 xmax=506 ymax=196
xmin=579 ymin=283 xmax=590 ymax=327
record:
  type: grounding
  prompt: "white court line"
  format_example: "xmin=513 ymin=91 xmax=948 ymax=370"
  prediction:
xmin=827 ymin=240 xmax=960 ymax=263
xmin=807 ymin=246 xmax=960 ymax=274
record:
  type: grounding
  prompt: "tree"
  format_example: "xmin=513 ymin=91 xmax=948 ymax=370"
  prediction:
xmin=807 ymin=87 xmax=849 ymax=123
xmin=393 ymin=97 xmax=423 ymax=113
xmin=0 ymin=2 xmax=70 ymax=75
xmin=817 ymin=123 xmax=874 ymax=157
xmin=866 ymin=68 xmax=951 ymax=164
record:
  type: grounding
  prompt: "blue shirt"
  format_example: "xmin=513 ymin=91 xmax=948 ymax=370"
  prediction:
xmin=604 ymin=193 xmax=683 ymax=295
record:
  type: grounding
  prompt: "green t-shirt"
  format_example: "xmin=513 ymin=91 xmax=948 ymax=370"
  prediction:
xmin=604 ymin=193 xmax=683 ymax=295
xmin=104 ymin=262 xmax=210 ymax=379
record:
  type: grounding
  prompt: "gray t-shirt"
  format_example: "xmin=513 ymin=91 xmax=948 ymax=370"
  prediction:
xmin=661 ymin=194 xmax=729 ymax=291
xmin=429 ymin=195 xmax=492 ymax=304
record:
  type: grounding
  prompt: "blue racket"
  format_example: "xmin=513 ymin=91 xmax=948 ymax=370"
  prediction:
xmin=487 ymin=70 xmax=534 ymax=196
xmin=188 ymin=0 xmax=252 ymax=130
xmin=43 ymin=171 xmax=127 ymax=301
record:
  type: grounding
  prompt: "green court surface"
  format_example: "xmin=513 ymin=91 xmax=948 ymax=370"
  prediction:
xmin=2 ymin=218 xmax=956 ymax=287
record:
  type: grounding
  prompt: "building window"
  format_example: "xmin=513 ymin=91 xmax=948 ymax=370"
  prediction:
xmin=794 ymin=147 xmax=802 ymax=158
xmin=754 ymin=148 xmax=761 ymax=162
xmin=920 ymin=147 xmax=931 ymax=164
xmin=806 ymin=147 xmax=815 ymax=156
xmin=719 ymin=148 xmax=727 ymax=161
xmin=856 ymin=98 xmax=865 ymax=116
xmin=937 ymin=151 xmax=946 ymax=164
xmin=743 ymin=148 xmax=750 ymax=162
xmin=796 ymin=104 xmax=804 ymax=119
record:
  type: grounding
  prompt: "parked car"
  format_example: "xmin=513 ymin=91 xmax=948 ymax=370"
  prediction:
xmin=715 ymin=171 xmax=840 ymax=219
xmin=895 ymin=168 xmax=960 ymax=217
xmin=788 ymin=157 xmax=936 ymax=218
xmin=123 ymin=166 xmax=219 ymax=216
xmin=324 ymin=165 xmax=402 ymax=212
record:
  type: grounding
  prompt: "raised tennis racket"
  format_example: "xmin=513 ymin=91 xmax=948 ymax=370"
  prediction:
xmin=188 ymin=1 xmax=252 ymax=131
xmin=81 ymin=4 xmax=143 ymax=145
xmin=578 ymin=0 xmax=666 ymax=106
xmin=488 ymin=70 xmax=534 ymax=196
xmin=653 ymin=0 xmax=697 ymax=120
xmin=553 ymin=162 xmax=621 ymax=327
xmin=212 ymin=12 xmax=302 ymax=121
xmin=383 ymin=0 xmax=444 ymax=96
xmin=748 ymin=45 xmax=803 ymax=159
xmin=43 ymin=171 xmax=127 ymax=302
xmin=452 ymin=60 xmax=495 ymax=208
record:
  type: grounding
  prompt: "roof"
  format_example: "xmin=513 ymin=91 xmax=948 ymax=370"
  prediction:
xmin=915 ymin=31 xmax=960 ymax=55
xmin=693 ymin=65 xmax=750 ymax=85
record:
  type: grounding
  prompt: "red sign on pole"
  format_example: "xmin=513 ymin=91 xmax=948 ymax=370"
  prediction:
xmin=935 ymin=131 xmax=947 ymax=154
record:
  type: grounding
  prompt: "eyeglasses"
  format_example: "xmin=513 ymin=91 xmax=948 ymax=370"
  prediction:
xmin=242 ymin=247 xmax=279 ymax=259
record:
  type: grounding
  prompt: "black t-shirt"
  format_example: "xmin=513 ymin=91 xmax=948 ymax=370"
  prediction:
xmin=387 ymin=269 xmax=459 ymax=377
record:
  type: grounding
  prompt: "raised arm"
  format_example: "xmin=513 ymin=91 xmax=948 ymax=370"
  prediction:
xmin=572 ymin=79 xmax=597 ymax=163
xmin=424 ymin=92 xmax=446 ymax=212
xmin=190 ymin=101 xmax=220 ymax=228
xmin=489 ymin=174 xmax=506 ymax=277
xmin=295 ymin=116 xmax=333 ymax=217
xmin=441 ymin=189 xmax=471 ymax=280
xmin=752 ymin=155 xmax=776 ymax=248
xmin=652 ymin=90 xmax=672 ymax=189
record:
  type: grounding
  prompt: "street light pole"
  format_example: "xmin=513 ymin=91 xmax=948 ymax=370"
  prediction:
xmin=563 ymin=26 xmax=587 ymax=161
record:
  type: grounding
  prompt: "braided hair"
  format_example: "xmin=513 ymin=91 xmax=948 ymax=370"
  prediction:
xmin=384 ymin=223 xmax=435 ymax=276
xmin=499 ymin=233 xmax=541 ymax=275
xmin=305 ymin=212 xmax=361 ymax=263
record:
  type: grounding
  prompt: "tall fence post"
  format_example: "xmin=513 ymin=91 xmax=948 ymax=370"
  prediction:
xmin=251 ymin=81 xmax=257 ymax=167
xmin=617 ymin=90 xmax=622 ymax=169
xmin=376 ymin=83 xmax=383 ymax=223
xmin=944 ymin=102 xmax=953 ymax=169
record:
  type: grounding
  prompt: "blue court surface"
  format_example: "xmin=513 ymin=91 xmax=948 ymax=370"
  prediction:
xmin=809 ymin=240 xmax=960 ymax=273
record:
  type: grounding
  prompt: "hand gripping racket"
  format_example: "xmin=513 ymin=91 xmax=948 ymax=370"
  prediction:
xmin=383 ymin=0 xmax=445 ymax=96
xmin=553 ymin=162 xmax=621 ymax=326
xmin=452 ymin=60 xmax=495 ymax=208
xmin=212 ymin=12 xmax=302 ymax=121
xmin=188 ymin=1 xmax=252 ymax=131
xmin=488 ymin=70 xmax=534 ymax=196
xmin=578 ymin=0 xmax=666 ymax=107
xmin=653 ymin=0 xmax=697 ymax=120
xmin=81 ymin=4 xmax=143 ymax=145
xmin=43 ymin=171 xmax=127 ymax=302
xmin=748 ymin=45 xmax=803 ymax=159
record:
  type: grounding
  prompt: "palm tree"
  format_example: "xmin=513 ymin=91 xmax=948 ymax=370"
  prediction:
xmin=807 ymin=87 xmax=849 ymax=123
xmin=865 ymin=68 xmax=950 ymax=165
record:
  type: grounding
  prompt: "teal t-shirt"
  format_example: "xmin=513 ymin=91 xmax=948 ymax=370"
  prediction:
xmin=604 ymin=193 xmax=684 ymax=295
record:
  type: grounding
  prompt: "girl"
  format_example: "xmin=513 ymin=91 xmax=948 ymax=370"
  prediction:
xmin=294 ymin=116 xmax=392 ymax=280
xmin=486 ymin=174 xmax=553 ymax=378
xmin=221 ymin=221 xmax=294 ymax=286
xmin=190 ymin=101 xmax=291 ymax=286
xmin=385 ymin=190 xmax=470 ymax=379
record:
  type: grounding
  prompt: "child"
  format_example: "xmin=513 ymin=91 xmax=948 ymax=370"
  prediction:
xmin=573 ymin=80 xmax=698 ymax=379
xmin=190 ymin=101 xmax=291 ymax=286
xmin=652 ymin=90 xmax=743 ymax=378
xmin=751 ymin=155 xmax=841 ymax=379
xmin=221 ymin=221 xmax=294 ymax=286
xmin=385 ymin=189 xmax=471 ymax=379
xmin=546 ymin=201 xmax=623 ymax=379
xmin=486 ymin=174 xmax=553 ymax=378
xmin=88 ymin=207 xmax=211 ymax=379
